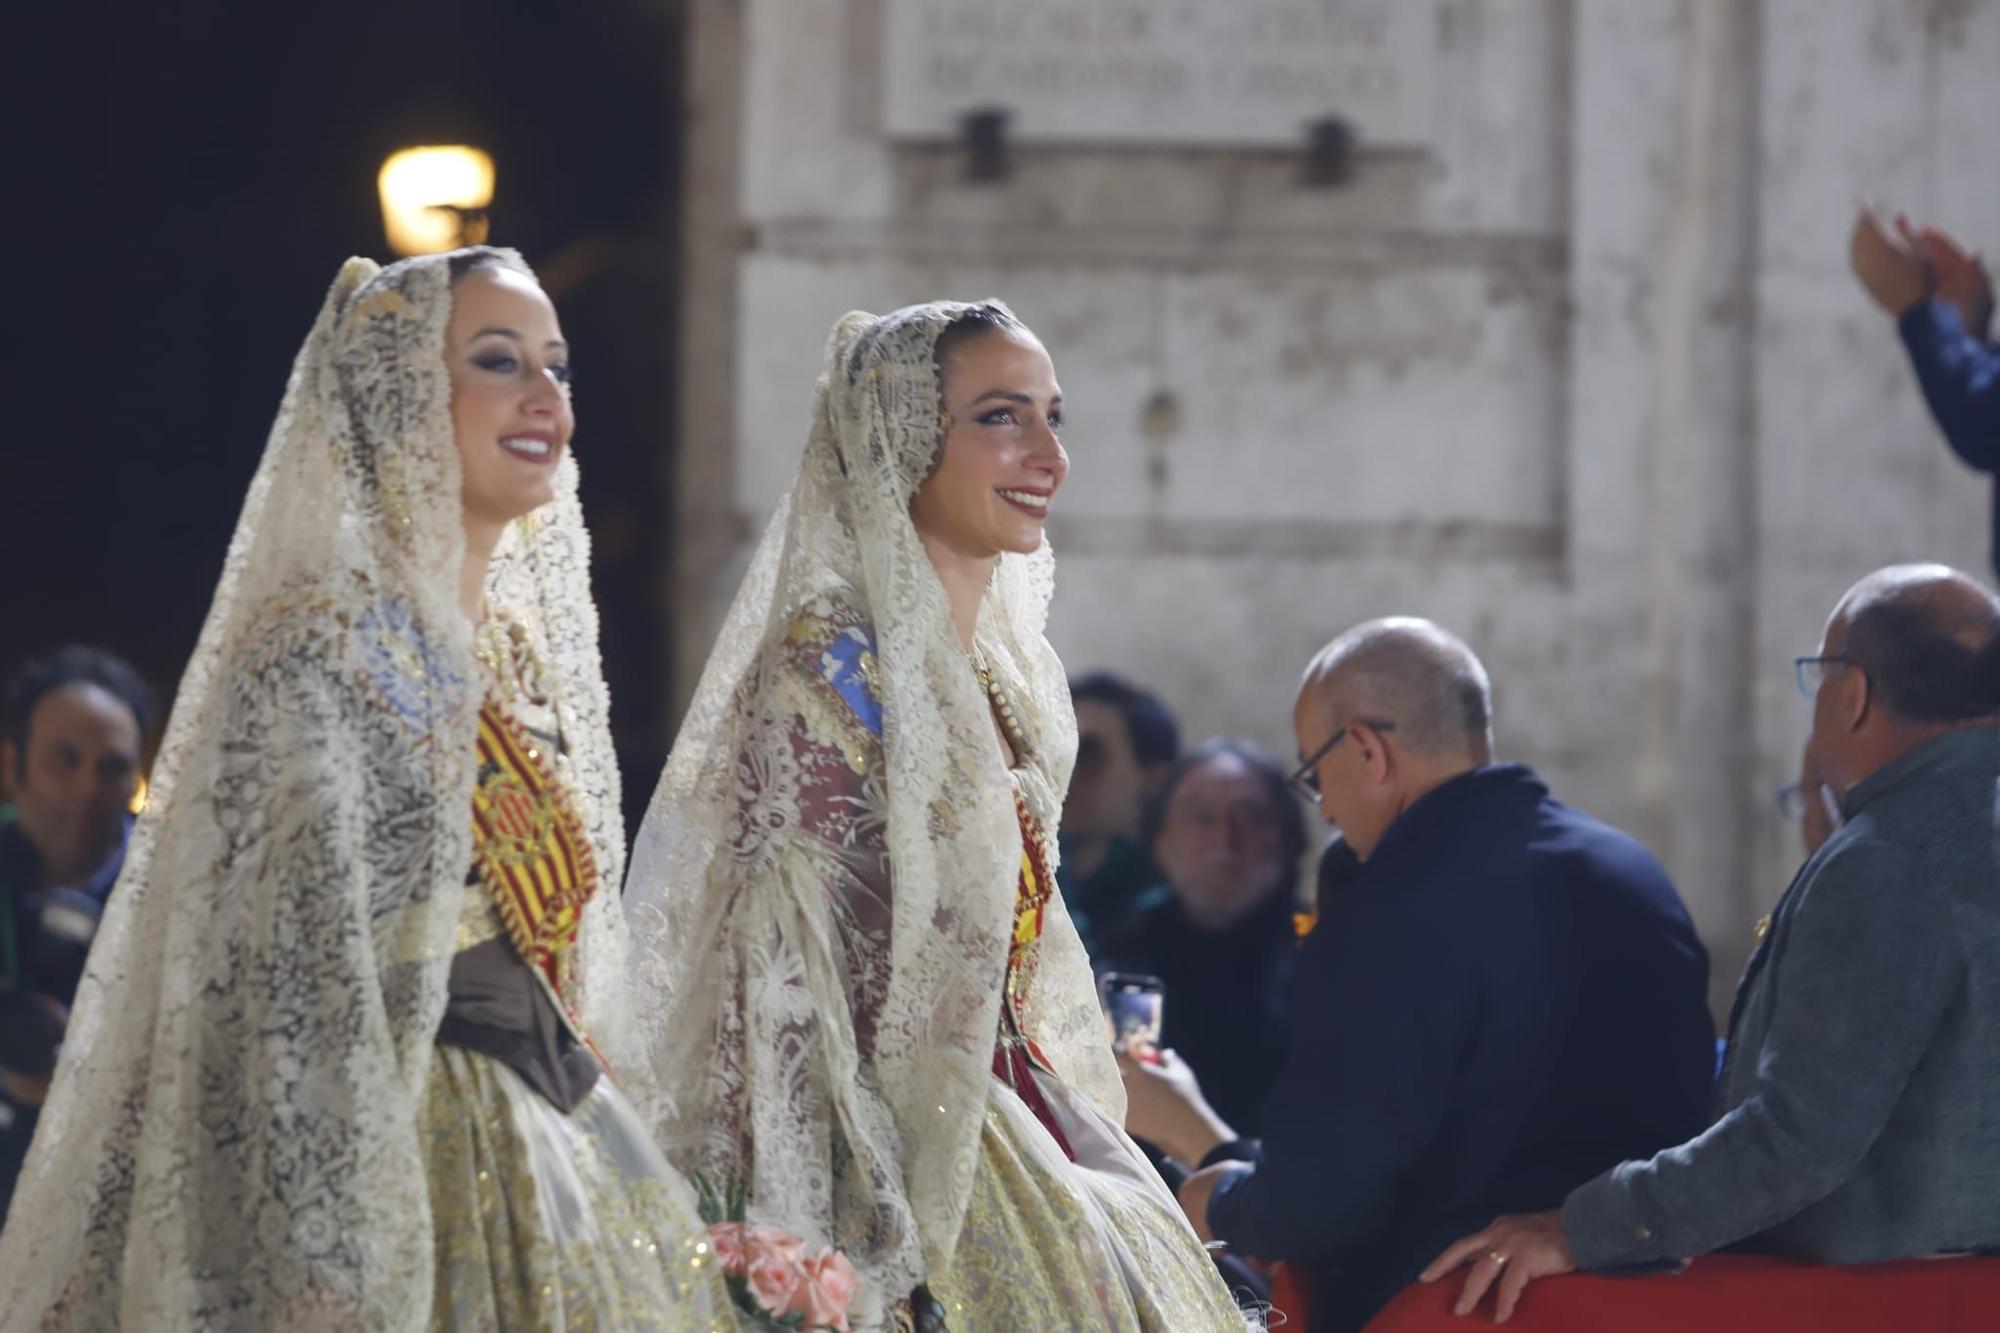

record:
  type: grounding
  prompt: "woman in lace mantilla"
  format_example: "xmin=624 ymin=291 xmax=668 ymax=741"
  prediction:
xmin=0 ymin=250 xmax=731 ymax=1331
xmin=625 ymin=301 xmax=1253 ymax=1331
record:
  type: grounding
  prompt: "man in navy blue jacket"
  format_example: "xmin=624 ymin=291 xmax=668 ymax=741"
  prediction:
xmin=1851 ymin=204 xmax=2000 ymax=578
xmin=1128 ymin=618 xmax=1714 ymax=1332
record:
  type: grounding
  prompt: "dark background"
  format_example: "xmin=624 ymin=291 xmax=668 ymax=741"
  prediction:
xmin=5 ymin=2 xmax=685 ymax=831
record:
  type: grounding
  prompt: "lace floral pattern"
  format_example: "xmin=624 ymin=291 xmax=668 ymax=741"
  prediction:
xmin=0 ymin=249 xmax=640 ymax=1330
xmin=625 ymin=303 xmax=1144 ymax=1328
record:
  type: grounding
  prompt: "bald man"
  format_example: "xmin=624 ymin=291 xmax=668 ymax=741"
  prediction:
xmin=1148 ymin=618 xmax=1713 ymax=1332
xmin=1430 ymin=565 xmax=2000 ymax=1322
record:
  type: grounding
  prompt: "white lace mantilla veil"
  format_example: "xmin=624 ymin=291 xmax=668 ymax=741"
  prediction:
xmin=0 ymin=248 xmax=635 ymax=1331
xmin=624 ymin=301 xmax=1118 ymax=1316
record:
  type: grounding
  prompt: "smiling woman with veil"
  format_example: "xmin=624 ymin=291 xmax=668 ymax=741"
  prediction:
xmin=0 ymin=250 xmax=732 ymax=1331
xmin=625 ymin=301 xmax=1253 ymax=1331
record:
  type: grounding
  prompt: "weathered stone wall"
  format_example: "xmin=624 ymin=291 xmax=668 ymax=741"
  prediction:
xmin=676 ymin=0 xmax=2000 ymax=1017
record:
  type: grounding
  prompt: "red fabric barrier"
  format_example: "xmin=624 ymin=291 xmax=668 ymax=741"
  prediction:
xmin=1268 ymin=1262 xmax=1310 ymax=1328
xmin=1362 ymin=1253 xmax=2000 ymax=1333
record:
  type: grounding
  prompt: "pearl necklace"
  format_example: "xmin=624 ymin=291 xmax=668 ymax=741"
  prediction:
xmin=970 ymin=652 xmax=1052 ymax=866
xmin=474 ymin=609 xmax=553 ymax=708
xmin=969 ymin=652 xmax=1029 ymax=760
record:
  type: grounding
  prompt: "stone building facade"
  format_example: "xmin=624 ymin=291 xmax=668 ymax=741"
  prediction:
xmin=674 ymin=0 xmax=2000 ymax=1015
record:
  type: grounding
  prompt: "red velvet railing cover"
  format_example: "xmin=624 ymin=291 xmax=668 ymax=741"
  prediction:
xmin=1355 ymin=1253 xmax=2000 ymax=1333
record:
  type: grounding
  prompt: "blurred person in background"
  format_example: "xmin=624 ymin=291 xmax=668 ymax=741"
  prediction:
xmin=0 ymin=646 xmax=154 ymax=1223
xmin=1100 ymin=739 xmax=1306 ymax=1141
xmin=1059 ymin=670 xmax=1181 ymax=954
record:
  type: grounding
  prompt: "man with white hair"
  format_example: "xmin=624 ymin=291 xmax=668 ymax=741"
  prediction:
xmin=1133 ymin=617 xmax=1715 ymax=1332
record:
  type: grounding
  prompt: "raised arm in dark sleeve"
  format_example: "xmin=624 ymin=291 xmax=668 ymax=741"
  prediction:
xmin=1899 ymin=298 xmax=2000 ymax=472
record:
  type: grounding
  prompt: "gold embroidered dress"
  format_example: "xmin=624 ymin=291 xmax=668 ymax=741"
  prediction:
xmin=0 ymin=251 xmax=729 ymax=1331
xmin=424 ymin=685 xmax=732 ymax=1331
xmin=625 ymin=300 xmax=1250 ymax=1332
xmin=950 ymin=784 xmax=1249 ymax=1327
xmin=772 ymin=609 xmax=1246 ymax=1332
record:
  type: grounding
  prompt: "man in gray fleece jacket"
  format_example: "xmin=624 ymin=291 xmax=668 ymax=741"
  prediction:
xmin=1424 ymin=562 xmax=2000 ymax=1321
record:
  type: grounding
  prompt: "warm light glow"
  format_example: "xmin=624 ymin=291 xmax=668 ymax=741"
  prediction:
xmin=378 ymin=146 xmax=495 ymax=256
xmin=129 ymin=772 xmax=148 ymax=815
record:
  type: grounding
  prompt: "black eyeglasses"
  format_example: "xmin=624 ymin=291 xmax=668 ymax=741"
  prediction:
xmin=1794 ymin=654 xmax=1863 ymax=699
xmin=1290 ymin=719 xmax=1396 ymax=801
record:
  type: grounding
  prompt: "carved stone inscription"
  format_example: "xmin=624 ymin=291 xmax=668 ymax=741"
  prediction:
xmin=883 ymin=0 xmax=1437 ymax=147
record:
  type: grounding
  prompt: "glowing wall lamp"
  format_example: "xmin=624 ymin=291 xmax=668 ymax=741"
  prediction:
xmin=378 ymin=146 xmax=495 ymax=256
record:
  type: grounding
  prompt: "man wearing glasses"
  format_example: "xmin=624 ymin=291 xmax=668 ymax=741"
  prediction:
xmin=1148 ymin=617 xmax=1714 ymax=1333
xmin=1429 ymin=563 xmax=2000 ymax=1322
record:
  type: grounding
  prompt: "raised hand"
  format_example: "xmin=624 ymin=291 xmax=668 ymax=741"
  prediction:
xmin=1912 ymin=220 xmax=1994 ymax=340
xmin=1850 ymin=202 xmax=1931 ymax=317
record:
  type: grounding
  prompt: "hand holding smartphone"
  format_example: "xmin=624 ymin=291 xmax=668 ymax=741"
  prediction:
xmin=1098 ymin=971 xmax=1165 ymax=1064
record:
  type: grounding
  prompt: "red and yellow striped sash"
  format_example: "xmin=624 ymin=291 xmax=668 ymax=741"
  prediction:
xmin=470 ymin=697 xmax=598 ymax=1001
xmin=999 ymin=790 xmax=1056 ymax=1056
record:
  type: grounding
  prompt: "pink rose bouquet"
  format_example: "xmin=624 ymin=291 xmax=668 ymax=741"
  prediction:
xmin=696 ymin=1176 xmax=857 ymax=1331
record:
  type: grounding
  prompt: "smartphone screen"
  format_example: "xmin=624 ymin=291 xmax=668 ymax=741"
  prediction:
xmin=1098 ymin=971 xmax=1165 ymax=1057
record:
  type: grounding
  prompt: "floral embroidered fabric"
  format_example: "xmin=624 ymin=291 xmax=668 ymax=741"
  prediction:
xmin=0 ymin=250 xmax=671 ymax=1330
xmin=625 ymin=302 xmax=1253 ymax=1330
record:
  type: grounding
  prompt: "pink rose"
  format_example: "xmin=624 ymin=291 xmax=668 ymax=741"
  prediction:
xmin=706 ymin=1221 xmax=748 ymax=1276
xmin=746 ymin=1249 xmax=804 ymax=1317
xmin=796 ymin=1247 xmax=858 ymax=1331
xmin=746 ymin=1223 xmax=808 ymax=1265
